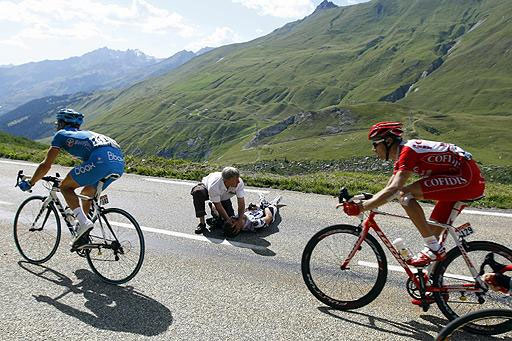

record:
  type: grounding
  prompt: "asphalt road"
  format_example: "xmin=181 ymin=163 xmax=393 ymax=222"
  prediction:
xmin=0 ymin=158 xmax=511 ymax=340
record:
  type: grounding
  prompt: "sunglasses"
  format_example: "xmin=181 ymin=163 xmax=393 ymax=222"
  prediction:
xmin=371 ymin=139 xmax=385 ymax=148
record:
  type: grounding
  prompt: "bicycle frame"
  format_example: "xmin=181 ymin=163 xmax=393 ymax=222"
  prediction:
xmin=340 ymin=204 xmax=488 ymax=295
xmin=31 ymin=174 xmax=118 ymax=250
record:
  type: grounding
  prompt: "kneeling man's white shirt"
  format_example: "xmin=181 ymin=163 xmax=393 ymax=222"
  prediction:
xmin=202 ymin=172 xmax=245 ymax=203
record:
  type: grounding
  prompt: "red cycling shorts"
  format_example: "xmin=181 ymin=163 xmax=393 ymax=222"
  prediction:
xmin=420 ymin=160 xmax=485 ymax=224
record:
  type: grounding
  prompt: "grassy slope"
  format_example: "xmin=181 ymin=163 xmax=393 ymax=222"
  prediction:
xmin=1 ymin=131 xmax=511 ymax=209
xmin=402 ymin=0 xmax=512 ymax=115
xmin=75 ymin=0 xmax=512 ymax=166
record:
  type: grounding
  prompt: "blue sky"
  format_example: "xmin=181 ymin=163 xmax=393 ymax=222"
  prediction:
xmin=0 ymin=0 xmax=370 ymax=65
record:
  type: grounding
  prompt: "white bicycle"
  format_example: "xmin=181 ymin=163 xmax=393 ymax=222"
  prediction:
xmin=14 ymin=170 xmax=145 ymax=284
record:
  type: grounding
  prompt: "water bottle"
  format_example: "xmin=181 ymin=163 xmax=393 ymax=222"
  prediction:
xmin=64 ymin=207 xmax=77 ymax=226
xmin=393 ymin=238 xmax=412 ymax=261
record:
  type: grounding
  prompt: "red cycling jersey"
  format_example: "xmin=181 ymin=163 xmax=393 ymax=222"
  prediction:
xmin=394 ymin=139 xmax=472 ymax=176
xmin=393 ymin=139 xmax=485 ymax=224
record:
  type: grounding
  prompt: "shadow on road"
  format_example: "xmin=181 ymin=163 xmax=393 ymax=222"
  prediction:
xmin=316 ymin=307 xmax=507 ymax=341
xmin=317 ymin=306 xmax=435 ymax=340
xmin=18 ymin=261 xmax=173 ymax=336
xmin=202 ymin=210 xmax=283 ymax=257
xmin=420 ymin=314 xmax=510 ymax=341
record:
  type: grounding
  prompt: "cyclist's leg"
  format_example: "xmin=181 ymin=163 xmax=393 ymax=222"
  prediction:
xmin=429 ymin=200 xmax=459 ymax=226
xmin=61 ymin=172 xmax=94 ymax=243
xmin=60 ymin=174 xmax=82 ymax=210
xmin=67 ymin=148 xmax=124 ymax=238
xmin=399 ymin=181 xmax=451 ymax=267
xmin=402 ymin=160 xmax=484 ymax=238
xmin=399 ymin=181 xmax=441 ymax=237
xmin=80 ymin=185 xmax=96 ymax=215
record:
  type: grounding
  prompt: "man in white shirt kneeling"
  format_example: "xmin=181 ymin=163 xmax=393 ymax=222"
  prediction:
xmin=190 ymin=167 xmax=245 ymax=234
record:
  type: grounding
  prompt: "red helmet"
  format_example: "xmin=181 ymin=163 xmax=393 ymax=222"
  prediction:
xmin=368 ymin=121 xmax=403 ymax=140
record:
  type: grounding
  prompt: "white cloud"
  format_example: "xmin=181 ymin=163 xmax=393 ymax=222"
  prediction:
xmin=186 ymin=27 xmax=241 ymax=51
xmin=232 ymin=0 xmax=315 ymax=19
xmin=0 ymin=0 xmax=197 ymax=41
xmin=0 ymin=37 xmax=29 ymax=49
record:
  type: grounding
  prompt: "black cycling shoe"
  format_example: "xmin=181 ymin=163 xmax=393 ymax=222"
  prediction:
xmin=70 ymin=233 xmax=90 ymax=252
xmin=195 ymin=223 xmax=207 ymax=234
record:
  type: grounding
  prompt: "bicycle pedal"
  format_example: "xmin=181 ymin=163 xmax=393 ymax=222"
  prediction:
xmin=75 ymin=249 xmax=88 ymax=258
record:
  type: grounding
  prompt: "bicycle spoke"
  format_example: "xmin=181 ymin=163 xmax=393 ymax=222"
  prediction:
xmin=433 ymin=241 xmax=512 ymax=335
xmin=14 ymin=196 xmax=60 ymax=264
xmin=302 ymin=225 xmax=387 ymax=310
xmin=86 ymin=208 xmax=144 ymax=284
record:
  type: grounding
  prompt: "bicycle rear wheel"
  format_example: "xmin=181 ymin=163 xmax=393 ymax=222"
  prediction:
xmin=86 ymin=207 xmax=145 ymax=284
xmin=437 ymin=309 xmax=512 ymax=340
xmin=301 ymin=224 xmax=388 ymax=310
xmin=13 ymin=196 xmax=61 ymax=264
xmin=432 ymin=241 xmax=512 ymax=335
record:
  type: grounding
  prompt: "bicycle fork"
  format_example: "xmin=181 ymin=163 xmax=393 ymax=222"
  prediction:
xmin=31 ymin=197 xmax=54 ymax=232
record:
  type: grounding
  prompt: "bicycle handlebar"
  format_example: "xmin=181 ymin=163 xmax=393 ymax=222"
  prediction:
xmin=338 ymin=187 xmax=373 ymax=204
xmin=16 ymin=169 xmax=62 ymax=189
xmin=15 ymin=169 xmax=28 ymax=186
xmin=41 ymin=174 xmax=62 ymax=187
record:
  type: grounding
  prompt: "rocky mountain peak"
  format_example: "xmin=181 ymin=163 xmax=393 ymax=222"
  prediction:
xmin=314 ymin=0 xmax=338 ymax=12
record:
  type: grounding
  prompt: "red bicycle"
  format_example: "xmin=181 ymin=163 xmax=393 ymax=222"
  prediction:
xmin=301 ymin=188 xmax=512 ymax=335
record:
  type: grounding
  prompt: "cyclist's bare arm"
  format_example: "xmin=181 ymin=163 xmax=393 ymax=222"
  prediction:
xmin=236 ymin=197 xmax=245 ymax=225
xmin=30 ymin=147 xmax=60 ymax=185
xmin=362 ymin=170 xmax=411 ymax=211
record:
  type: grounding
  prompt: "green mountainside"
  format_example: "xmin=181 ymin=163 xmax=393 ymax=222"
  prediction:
xmin=11 ymin=0 xmax=512 ymax=165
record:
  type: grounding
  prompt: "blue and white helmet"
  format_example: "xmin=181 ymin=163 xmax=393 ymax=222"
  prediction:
xmin=56 ymin=108 xmax=84 ymax=126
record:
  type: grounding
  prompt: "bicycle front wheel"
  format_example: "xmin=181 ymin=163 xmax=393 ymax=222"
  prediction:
xmin=301 ymin=224 xmax=388 ymax=310
xmin=432 ymin=241 xmax=512 ymax=335
xmin=86 ymin=207 xmax=145 ymax=284
xmin=13 ymin=196 xmax=61 ymax=264
xmin=437 ymin=309 xmax=512 ymax=340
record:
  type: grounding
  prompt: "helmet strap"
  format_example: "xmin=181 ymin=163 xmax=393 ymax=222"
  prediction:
xmin=384 ymin=138 xmax=400 ymax=161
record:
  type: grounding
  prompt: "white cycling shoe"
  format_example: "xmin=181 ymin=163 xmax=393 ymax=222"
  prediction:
xmin=70 ymin=220 xmax=94 ymax=246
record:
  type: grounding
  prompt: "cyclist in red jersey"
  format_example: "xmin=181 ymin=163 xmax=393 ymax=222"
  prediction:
xmin=343 ymin=122 xmax=485 ymax=267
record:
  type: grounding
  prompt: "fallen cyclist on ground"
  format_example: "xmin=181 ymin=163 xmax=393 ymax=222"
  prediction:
xmin=207 ymin=194 xmax=284 ymax=237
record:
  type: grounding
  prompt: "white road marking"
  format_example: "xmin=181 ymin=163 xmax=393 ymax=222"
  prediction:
xmin=144 ymin=178 xmax=269 ymax=194
xmin=358 ymin=261 xmax=474 ymax=281
xmin=0 ymin=160 xmax=37 ymax=167
xmin=145 ymin=178 xmax=195 ymax=186
xmin=0 ymin=200 xmax=13 ymax=206
xmin=1 ymin=159 xmax=509 ymax=217
xmin=463 ymin=209 xmax=512 ymax=218
xmin=358 ymin=261 xmax=407 ymax=273
xmin=110 ymin=221 xmax=269 ymax=251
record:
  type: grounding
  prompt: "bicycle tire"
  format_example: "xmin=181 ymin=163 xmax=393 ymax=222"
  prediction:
xmin=432 ymin=241 xmax=512 ymax=335
xmin=13 ymin=196 xmax=61 ymax=264
xmin=301 ymin=224 xmax=388 ymax=310
xmin=437 ymin=309 xmax=512 ymax=340
xmin=86 ymin=207 xmax=145 ymax=284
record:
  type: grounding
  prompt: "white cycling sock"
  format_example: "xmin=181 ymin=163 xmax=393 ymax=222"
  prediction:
xmin=424 ymin=236 xmax=442 ymax=252
xmin=73 ymin=207 xmax=89 ymax=225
